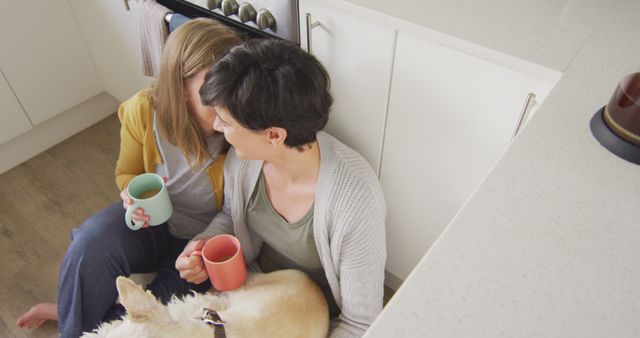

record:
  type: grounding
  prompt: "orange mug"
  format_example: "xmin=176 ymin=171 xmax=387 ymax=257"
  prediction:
xmin=191 ymin=234 xmax=247 ymax=291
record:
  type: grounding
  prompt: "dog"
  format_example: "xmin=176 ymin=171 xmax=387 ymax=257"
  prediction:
xmin=82 ymin=269 xmax=329 ymax=338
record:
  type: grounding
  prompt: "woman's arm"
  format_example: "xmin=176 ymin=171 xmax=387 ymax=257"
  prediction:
xmin=194 ymin=195 xmax=233 ymax=239
xmin=115 ymin=91 xmax=150 ymax=191
xmin=175 ymin=199 xmax=233 ymax=284
xmin=331 ymin=190 xmax=387 ymax=338
xmin=177 ymin=149 xmax=237 ymax=284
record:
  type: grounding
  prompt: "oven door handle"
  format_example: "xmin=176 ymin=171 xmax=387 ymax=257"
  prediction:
xmin=305 ymin=13 xmax=320 ymax=54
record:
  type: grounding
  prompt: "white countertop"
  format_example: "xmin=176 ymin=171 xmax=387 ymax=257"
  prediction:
xmin=309 ymin=0 xmax=615 ymax=72
xmin=353 ymin=0 xmax=640 ymax=337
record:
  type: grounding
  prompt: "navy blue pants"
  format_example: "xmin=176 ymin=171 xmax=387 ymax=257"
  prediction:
xmin=57 ymin=202 xmax=211 ymax=337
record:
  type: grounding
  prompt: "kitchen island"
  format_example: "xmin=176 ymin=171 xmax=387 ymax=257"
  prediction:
xmin=327 ymin=0 xmax=640 ymax=336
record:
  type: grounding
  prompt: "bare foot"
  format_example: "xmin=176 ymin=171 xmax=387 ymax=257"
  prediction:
xmin=16 ymin=303 xmax=58 ymax=329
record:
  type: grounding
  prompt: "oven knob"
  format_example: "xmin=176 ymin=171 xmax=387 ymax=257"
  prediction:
xmin=221 ymin=0 xmax=238 ymax=16
xmin=238 ymin=3 xmax=257 ymax=23
xmin=256 ymin=9 xmax=275 ymax=30
xmin=207 ymin=0 xmax=222 ymax=9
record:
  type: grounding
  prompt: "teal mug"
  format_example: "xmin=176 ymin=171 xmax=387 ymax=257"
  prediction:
xmin=125 ymin=173 xmax=172 ymax=230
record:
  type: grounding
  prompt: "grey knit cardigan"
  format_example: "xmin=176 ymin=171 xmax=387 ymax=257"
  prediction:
xmin=196 ymin=131 xmax=387 ymax=338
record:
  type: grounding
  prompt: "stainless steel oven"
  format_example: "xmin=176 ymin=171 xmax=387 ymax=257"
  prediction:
xmin=157 ymin=0 xmax=299 ymax=44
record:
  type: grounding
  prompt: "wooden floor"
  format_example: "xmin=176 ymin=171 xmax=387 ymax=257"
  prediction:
xmin=0 ymin=113 xmax=394 ymax=337
xmin=0 ymin=114 xmax=122 ymax=337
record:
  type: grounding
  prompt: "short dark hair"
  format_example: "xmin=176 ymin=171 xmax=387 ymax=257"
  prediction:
xmin=200 ymin=39 xmax=333 ymax=149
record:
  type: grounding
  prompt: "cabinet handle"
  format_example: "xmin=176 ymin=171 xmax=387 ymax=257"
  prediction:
xmin=512 ymin=93 xmax=536 ymax=139
xmin=123 ymin=0 xmax=130 ymax=11
xmin=305 ymin=13 xmax=320 ymax=54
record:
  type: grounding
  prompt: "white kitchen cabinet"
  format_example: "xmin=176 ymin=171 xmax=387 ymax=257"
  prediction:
xmin=380 ymin=32 xmax=559 ymax=280
xmin=299 ymin=0 xmax=396 ymax=173
xmin=69 ymin=0 xmax=152 ymax=102
xmin=0 ymin=69 xmax=32 ymax=144
xmin=0 ymin=0 xmax=103 ymax=125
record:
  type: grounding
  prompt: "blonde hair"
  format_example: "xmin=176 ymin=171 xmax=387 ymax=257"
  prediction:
xmin=151 ymin=18 xmax=241 ymax=168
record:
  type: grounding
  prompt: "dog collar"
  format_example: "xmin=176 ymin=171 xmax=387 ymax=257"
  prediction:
xmin=199 ymin=308 xmax=225 ymax=326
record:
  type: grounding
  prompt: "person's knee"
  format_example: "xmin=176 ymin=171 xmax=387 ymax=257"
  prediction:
xmin=65 ymin=229 xmax=113 ymax=269
xmin=61 ymin=231 xmax=130 ymax=288
xmin=66 ymin=204 xmax=126 ymax=264
xmin=72 ymin=203 xmax=126 ymax=242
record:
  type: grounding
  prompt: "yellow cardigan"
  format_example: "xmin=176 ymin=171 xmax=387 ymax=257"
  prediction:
xmin=115 ymin=89 xmax=225 ymax=211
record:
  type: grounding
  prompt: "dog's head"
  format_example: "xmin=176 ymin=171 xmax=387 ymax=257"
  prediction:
xmin=82 ymin=277 xmax=214 ymax=338
xmin=115 ymin=276 xmax=168 ymax=322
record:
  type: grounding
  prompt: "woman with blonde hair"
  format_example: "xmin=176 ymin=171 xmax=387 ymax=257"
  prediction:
xmin=17 ymin=19 xmax=241 ymax=337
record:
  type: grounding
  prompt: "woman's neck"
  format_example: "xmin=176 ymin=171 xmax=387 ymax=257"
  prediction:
xmin=263 ymin=142 xmax=321 ymax=183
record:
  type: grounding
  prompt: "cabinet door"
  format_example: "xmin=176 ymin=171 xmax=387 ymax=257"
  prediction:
xmin=69 ymin=0 xmax=152 ymax=102
xmin=299 ymin=1 xmax=396 ymax=173
xmin=0 ymin=69 xmax=32 ymax=144
xmin=381 ymin=32 xmax=557 ymax=280
xmin=0 ymin=0 xmax=103 ymax=125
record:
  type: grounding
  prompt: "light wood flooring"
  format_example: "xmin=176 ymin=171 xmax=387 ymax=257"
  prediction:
xmin=0 ymin=114 xmax=121 ymax=337
xmin=0 ymin=114 xmax=394 ymax=337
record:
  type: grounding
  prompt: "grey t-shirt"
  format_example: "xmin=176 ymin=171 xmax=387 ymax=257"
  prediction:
xmin=246 ymin=170 xmax=340 ymax=317
xmin=246 ymin=170 xmax=321 ymax=268
xmin=153 ymin=112 xmax=223 ymax=239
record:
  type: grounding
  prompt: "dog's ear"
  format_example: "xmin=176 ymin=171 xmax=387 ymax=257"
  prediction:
xmin=116 ymin=276 xmax=162 ymax=321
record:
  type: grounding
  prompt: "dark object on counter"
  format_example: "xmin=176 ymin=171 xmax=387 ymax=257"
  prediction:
xmin=590 ymin=72 xmax=640 ymax=165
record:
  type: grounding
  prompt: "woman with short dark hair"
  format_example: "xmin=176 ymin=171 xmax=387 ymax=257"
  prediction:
xmin=176 ymin=39 xmax=387 ymax=338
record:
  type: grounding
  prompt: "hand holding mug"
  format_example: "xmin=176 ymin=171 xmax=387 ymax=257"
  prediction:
xmin=120 ymin=175 xmax=169 ymax=229
xmin=120 ymin=189 xmax=150 ymax=228
xmin=188 ymin=234 xmax=247 ymax=291
xmin=123 ymin=174 xmax=172 ymax=230
xmin=176 ymin=239 xmax=209 ymax=284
